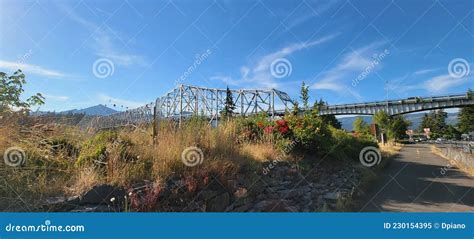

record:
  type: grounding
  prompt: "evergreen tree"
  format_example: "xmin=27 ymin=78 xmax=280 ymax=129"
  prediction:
xmin=300 ymin=81 xmax=309 ymax=110
xmin=420 ymin=113 xmax=433 ymax=132
xmin=221 ymin=86 xmax=235 ymax=118
xmin=322 ymin=115 xmax=342 ymax=129
xmin=432 ymin=110 xmax=448 ymax=133
xmin=312 ymin=98 xmax=341 ymax=129
xmin=387 ymin=115 xmax=411 ymax=140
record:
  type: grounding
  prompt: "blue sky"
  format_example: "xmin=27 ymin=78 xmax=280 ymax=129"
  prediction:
xmin=0 ymin=0 xmax=472 ymax=112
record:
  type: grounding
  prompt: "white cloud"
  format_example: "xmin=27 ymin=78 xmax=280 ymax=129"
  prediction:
xmin=423 ymin=74 xmax=469 ymax=93
xmin=63 ymin=4 xmax=147 ymax=67
xmin=43 ymin=94 xmax=70 ymax=101
xmin=0 ymin=61 xmax=67 ymax=78
xmin=283 ymin=0 xmax=341 ymax=32
xmin=388 ymin=73 xmax=471 ymax=94
xmin=413 ymin=68 xmax=439 ymax=75
xmin=211 ymin=33 xmax=339 ymax=89
xmin=97 ymin=94 xmax=146 ymax=109
xmin=311 ymin=41 xmax=388 ymax=100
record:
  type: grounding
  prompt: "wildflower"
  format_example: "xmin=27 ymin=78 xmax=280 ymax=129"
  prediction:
xmin=276 ymin=119 xmax=287 ymax=127
xmin=257 ymin=121 xmax=264 ymax=128
xmin=264 ymin=126 xmax=274 ymax=134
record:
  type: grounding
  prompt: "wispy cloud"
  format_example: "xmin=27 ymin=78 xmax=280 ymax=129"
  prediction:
xmin=311 ymin=41 xmax=388 ymax=100
xmin=211 ymin=33 xmax=339 ymax=89
xmin=63 ymin=4 xmax=147 ymax=67
xmin=424 ymin=74 xmax=470 ymax=93
xmin=0 ymin=60 xmax=67 ymax=78
xmin=43 ymin=94 xmax=70 ymax=101
xmin=388 ymin=73 xmax=471 ymax=94
xmin=413 ymin=68 xmax=440 ymax=75
xmin=283 ymin=0 xmax=341 ymax=32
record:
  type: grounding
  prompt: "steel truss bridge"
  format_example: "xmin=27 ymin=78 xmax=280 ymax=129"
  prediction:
xmin=318 ymin=94 xmax=474 ymax=116
xmin=82 ymin=85 xmax=474 ymax=130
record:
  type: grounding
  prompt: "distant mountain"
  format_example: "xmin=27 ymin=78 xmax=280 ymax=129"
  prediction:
xmin=60 ymin=104 xmax=118 ymax=116
xmin=337 ymin=112 xmax=459 ymax=131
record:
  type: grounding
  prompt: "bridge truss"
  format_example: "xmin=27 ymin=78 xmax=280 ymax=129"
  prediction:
xmin=81 ymin=85 xmax=473 ymax=130
xmin=154 ymin=85 xmax=295 ymax=124
xmin=83 ymin=85 xmax=295 ymax=129
xmin=319 ymin=94 xmax=474 ymax=116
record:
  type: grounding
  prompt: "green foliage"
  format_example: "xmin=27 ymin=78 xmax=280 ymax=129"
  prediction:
xmin=444 ymin=125 xmax=461 ymax=139
xmin=420 ymin=110 xmax=448 ymax=136
xmin=387 ymin=115 xmax=411 ymax=141
xmin=292 ymin=101 xmax=300 ymax=116
xmin=221 ymin=86 xmax=235 ymax=118
xmin=75 ymin=131 xmax=133 ymax=166
xmin=47 ymin=138 xmax=80 ymax=158
xmin=0 ymin=70 xmax=45 ymax=113
xmin=373 ymin=111 xmax=390 ymax=130
xmin=458 ymin=105 xmax=474 ymax=134
xmin=353 ymin=117 xmax=370 ymax=135
xmin=285 ymin=114 xmax=331 ymax=154
xmin=300 ymin=81 xmax=309 ymax=110
xmin=313 ymin=99 xmax=342 ymax=129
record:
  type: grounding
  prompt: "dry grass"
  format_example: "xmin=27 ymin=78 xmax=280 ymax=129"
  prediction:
xmin=239 ymin=143 xmax=280 ymax=162
xmin=1 ymin=116 xmax=274 ymax=211
xmin=379 ymin=142 xmax=403 ymax=157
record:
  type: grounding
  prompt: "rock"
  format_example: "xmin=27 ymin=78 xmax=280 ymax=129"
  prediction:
xmin=323 ymin=192 xmax=341 ymax=201
xmin=206 ymin=193 xmax=230 ymax=212
xmin=39 ymin=196 xmax=78 ymax=212
xmin=199 ymin=190 xmax=219 ymax=200
xmin=227 ymin=180 xmax=238 ymax=192
xmin=311 ymin=190 xmax=322 ymax=198
xmin=70 ymin=205 xmax=116 ymax=212
xmin=278 ymin=189 xmax=298 ymax=198
xmin=232 ymin=203 xmax=252 ymax=212
xmin=234 ymin=187 xmax=248 ymax=198
xmin=80 ymin=184 xmax=126 ymax=206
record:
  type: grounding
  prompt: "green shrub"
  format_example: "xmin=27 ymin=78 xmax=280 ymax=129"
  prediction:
xmin=329 ymin=127 xmax=377 ymax=161
xmin=285 ymin=114 xmax=331 ymax=154
xmin=76 ymin=131 xmax=117 ymax=166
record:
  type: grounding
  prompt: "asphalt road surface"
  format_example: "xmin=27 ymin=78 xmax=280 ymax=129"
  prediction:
xmin=357 ymin=144 xmax=474 ymax=212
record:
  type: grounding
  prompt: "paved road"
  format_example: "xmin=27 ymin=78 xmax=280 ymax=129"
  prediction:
xmin=357 ymin=144 xmax=474 ymax=212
